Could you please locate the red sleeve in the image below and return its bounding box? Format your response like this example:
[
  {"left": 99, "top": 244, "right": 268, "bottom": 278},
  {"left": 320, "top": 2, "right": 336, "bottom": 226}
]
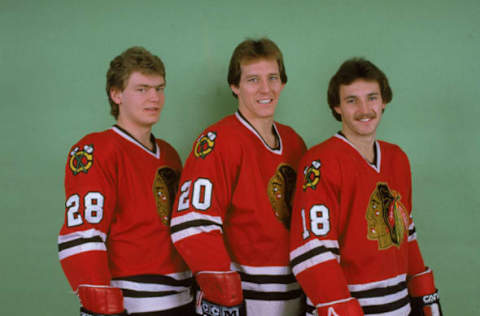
[
  {"left": 57, "top": 135, "right": 116, "bottom": 291},
  {"left": 170, "top": 128, "right": 238, "bottom": 273},
  {"left": 289, "top": 151, "right": 353, "bottom": 306},
  {"left": 402, "top": 153, "right": 427, "bottom": 277}
]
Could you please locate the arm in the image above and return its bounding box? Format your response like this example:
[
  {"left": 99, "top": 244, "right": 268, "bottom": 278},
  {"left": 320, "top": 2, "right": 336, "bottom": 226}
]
[
  {"left": 404, "top": 154, "right": 442, "bottom": 315},
  {"left": 170, "top": 129, "right": 245, "bottom": 314},
  {"left": 289, "top": 156, "right": 363, "bottom": 315},
  {"left": 58, "top": 138, "right": 125, "bottom": 315}
]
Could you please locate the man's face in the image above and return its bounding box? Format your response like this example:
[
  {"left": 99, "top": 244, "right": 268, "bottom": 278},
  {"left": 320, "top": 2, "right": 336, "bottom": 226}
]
[
  {"left": 111, "top": 71, "right": 166, "bottom": 129},
  {"left": 231, "top": 58, "right": 285, "bottom": 122},
  {"left": 335, "top": 79, "right": 385, "bottom": 141}
]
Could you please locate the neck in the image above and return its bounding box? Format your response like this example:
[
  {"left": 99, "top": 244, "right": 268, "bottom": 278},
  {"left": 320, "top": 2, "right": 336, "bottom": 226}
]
[
  {"left": 116, "top": 120, "right": 153, "bottom": 150},
  {"left": 243, "top": 114, "right": 277, "bottom": 148},
  {"left": 342, "top": 130, "right": 376, "bottom": 163}
]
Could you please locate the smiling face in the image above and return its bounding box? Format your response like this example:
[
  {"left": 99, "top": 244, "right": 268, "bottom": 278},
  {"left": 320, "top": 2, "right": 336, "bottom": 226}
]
[
  {"left": 110, "top": 71, "right": 166, "bottom": 131},
  {"left": 230, "top": 58, "right": 285, "bottom": 123},
  {"left": 335, "top": 79, "right": 386, "bottom": 143}
]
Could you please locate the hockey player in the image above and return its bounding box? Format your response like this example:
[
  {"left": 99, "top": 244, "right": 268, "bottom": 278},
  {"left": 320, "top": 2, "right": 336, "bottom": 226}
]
[
  {"left": 58, "top": 47, "right": 194, "bottom": 315},
  {"left": 289, "top": 58, "right": 442, "bottom": 316},
  {"left": 170, "top": 38, "right": 307, "bottom": 315}
]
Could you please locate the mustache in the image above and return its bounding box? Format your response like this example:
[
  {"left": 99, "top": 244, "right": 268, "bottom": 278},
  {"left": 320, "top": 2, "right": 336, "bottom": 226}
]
[{"left": 354, "top": 112, "right": 377, "bottom": 120}]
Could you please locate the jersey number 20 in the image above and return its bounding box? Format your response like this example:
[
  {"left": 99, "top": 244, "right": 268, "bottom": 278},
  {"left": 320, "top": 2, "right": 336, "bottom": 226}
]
[{"left": 177, "top": 178, "right": 213, "bottom": 211}]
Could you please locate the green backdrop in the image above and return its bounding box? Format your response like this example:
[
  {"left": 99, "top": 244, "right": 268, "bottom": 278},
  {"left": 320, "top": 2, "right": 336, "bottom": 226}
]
[{"left": 1, "top": 0, "right": 479, "bottom": 314}]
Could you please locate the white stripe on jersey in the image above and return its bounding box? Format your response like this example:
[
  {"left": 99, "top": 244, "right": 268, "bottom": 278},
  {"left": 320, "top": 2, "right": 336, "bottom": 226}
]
[
  {"left": 241, "top": 281, "right": 300, "bottom": 293},
  {"left": 230, "top": 262, "right": 300, "bottom": 293},
  {"left": 170, "top": 211, "right": 223, "bottom": 226},
  {"left": 348, "top": 274, "right": 406, "bottom": 292},
  {"left": 58, "top": 229, "right": 107, "bottom": 260},
  {"left": 58, "top": 228, "right": 107, "bottom": 243},
  {"left": 111, "top": 271, "right": 193, "bottom": 293},
  {"left": 171, "top": 225, "right": 222, "bottom": 243},
  {"left": 58, "top": 243, "right": 106, "bottom": 260},
  {"left": 170, "top": 212, "right": 223, "bottom": 243},
  {"left": 122, "top": 291, "right": 193, "bottom": 313},
  {"left": 230, "top": 262, "right": 292, "bottom": 275},
  {"left": 289, "top": 239, "right": 340, "bottom": 276},
  {"left": 408, "top": 217, "right": 417, "bottom": 242}
]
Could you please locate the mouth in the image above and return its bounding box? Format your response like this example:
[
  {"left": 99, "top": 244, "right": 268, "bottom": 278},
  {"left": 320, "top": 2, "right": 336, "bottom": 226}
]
[
  {"left": 257, "top": 98, "right": 273, "bottom": 105},
  {"left": 355, "top": 114, "right": 376, "bottom": 122}
]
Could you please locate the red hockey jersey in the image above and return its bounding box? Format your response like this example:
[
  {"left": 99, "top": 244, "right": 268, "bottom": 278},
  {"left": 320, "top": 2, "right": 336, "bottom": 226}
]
[
  {"left": 170, "top": 112, "right": 307, "bottom": 315},
  {"left": 289, "top": 134, "right": 428, "bottom": 316},
  {"left": 58, "top": 126, "right": 193, "bottom": 314}
]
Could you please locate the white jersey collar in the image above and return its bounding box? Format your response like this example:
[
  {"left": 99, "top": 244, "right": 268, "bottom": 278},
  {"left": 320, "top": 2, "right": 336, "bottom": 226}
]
[
  {"left": 235, "top": 111, "right": 283, "bottom": 155},
  {"left": 334, "top": 133, "right": 381, "bottom": 173},
  {"left": 112, "top": 125, "right": 160, "bottom": 159}
]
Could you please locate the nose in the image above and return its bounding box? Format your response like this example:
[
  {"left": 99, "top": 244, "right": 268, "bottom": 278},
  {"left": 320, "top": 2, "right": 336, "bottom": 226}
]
[
  {"left": 259, "top": 79, "right": 271, "bottom": 93},
  {"left": 357, "top": 98, "right": 369, "bottom": 113},
  {"left": 148, "top": 88, "right": 162, "bottom": 101}
]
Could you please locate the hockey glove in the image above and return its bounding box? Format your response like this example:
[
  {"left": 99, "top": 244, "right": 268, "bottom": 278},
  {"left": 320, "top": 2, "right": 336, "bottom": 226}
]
[
  {"left": 78, "top": 285, "right": 127, "bottom": 316},
  {"left": 314, "top": 298, "right": 363, "bottom": 316},
  {"left": 196, "top": 271, "right": 246, "bottom": 316},
  {"left": 408, "top": 268, "right": 442, "bottom": 316}
]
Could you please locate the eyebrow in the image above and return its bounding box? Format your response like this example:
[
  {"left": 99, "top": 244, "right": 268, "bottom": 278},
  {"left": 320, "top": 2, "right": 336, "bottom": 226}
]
[
  {"left": 343, "top": 92, "right": 380, "bottom": 99},
  {"left": 135, "top": 83, "right": 166, "bottom": 88}
]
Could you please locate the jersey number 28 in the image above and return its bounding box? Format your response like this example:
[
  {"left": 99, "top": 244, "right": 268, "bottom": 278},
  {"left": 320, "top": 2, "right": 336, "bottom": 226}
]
[{"left": 66, "top": 192, "right": 104, "bottom": 227}]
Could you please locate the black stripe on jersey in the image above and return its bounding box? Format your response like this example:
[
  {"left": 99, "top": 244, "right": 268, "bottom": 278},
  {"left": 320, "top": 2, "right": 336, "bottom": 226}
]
[
  {"left": 290, "top": 246, "right": 340, "bottom": 269},
  {"left": 237, "top": 272, "right": 302, "bottom": 301},
  {"left": 57, "top": 235, "right": 103, "bottom": 251},
  {"left": 350, "top": 281, "right": 407, "bottom": 299},
  {"left": 351, "top": 281, "right": 409, "bottom": 314},
  {"left": 361, "top": 295, "right": 410, "bottom": 314},
  {"left": 170, "top": 219, "right": 222, "bottom": 234},
  {"left": 409, "top": 226, "right": 416, "bottom": 236},
  {"left": 238, "top": 271, "right": 297, "bottom": 285},
  {"left": 306, "top": 304, "right": 315, "bottom": 314},
  {"left": 112, "top": 274, "right": 193, "bottom": 288},
  {"left": 122, "top": 289, "right": 179, "bottom": 298},
  {"left": 243, "top": 289, "right": 304, "bottom": 301}
]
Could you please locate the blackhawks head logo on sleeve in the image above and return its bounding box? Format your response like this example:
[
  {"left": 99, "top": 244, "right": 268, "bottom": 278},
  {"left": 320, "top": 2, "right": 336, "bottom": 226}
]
[
  {"left": 302, "top": 160, "right": 321, "bottom": 191},
  {"left": 366, "top": 182, "right": 409, "bottom": 250},
  {"left": 153, "top": 167, "right": 180, "bottom": 225},
  {"left": 267, "top": 164, "right": 297, "bottom": 229},
  {"left": 69, "top": 145, "right": 94, "bottom": 175},
  {"left": 194, "top": 131, "right": 216, "bottom": 159}
]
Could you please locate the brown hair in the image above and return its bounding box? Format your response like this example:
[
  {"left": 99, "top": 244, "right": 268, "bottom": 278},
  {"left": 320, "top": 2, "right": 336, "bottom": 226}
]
[
  {"left": 327, "top": 58, "right": 392, "bottom": 121},
  {"left": 106, "top": 47, "right": 165, "bottom": 119},
  {"left": 227, "top": 38, "right": 287, "bottom": 97}
]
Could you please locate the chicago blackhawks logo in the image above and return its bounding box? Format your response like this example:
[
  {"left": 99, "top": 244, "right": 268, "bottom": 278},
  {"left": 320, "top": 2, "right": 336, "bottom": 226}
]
[
  {"left": 366, "top": 182, "right": 409, "bottom": 250},
  {"left": 194, "top": 131, "right": 216, "bottom": 159},
  {"left": 267, "top": 164, "right": 297, "bottom": 229},
  {"left": 153, "top": 167, "right": 179, "bottom": 225},
  {"left": 69, "top": 145, "right": 94, "bottom": 175},
  {"left": 302, "top": 160, "right": 321, "bottom": 191}
]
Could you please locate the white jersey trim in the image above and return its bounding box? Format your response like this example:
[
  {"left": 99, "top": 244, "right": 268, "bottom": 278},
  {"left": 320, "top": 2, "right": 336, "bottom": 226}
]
[
  {"left": 235, "top": 111, "right": 283, "bottom": 155},
  {"left": 334, "top": 133, "right": 381, "bottom": 173},
  {"left": 122, "top": 291, "right": 193, "bottom": 313},
  {"left": 170, "top": 212, "right": 224, "bottom": 243},
  {"left": 58, "top": 229, "right": 107, "bottom": 260},
  {"left": 58, "top": 228, "right": 107, "bottom": 244},
  {"left": 230, "top": 262, "right": 292, "bottom": 276},
  {"left": 347, "top": 273, "right": 407, "bottom": 292},
  {"left": 290, "top": 239, "right": 340, "bottom": 276},
  {"left": 58, "top": 243, "right": 106, "bottom": 260},
  {"left": 112, "top": 126, "right": 160, "bottom": 159}
]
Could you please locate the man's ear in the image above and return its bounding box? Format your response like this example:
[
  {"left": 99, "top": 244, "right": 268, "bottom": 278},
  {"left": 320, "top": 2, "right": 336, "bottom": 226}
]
[
  {"left": 230, "top": 84, "right": 239, "bottom": 97},
  {"left": 110, "top": 88, "right": 122, "bottom": 105}
]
